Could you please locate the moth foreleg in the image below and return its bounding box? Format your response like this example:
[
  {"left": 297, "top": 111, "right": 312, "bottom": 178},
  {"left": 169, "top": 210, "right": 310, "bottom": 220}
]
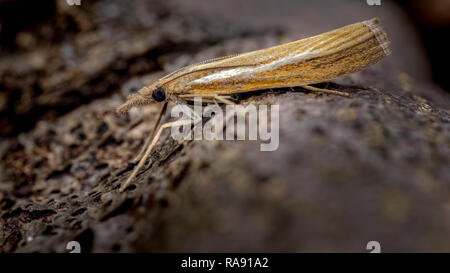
[
  {"left": 300, "top": 85, "right": 350, "bottom": 97},
  {"left": 134, "top": 102, "right": 168, "bottom": 163},
  {"left": 119, "top": 117, "right": 195, "bottom": 192}
]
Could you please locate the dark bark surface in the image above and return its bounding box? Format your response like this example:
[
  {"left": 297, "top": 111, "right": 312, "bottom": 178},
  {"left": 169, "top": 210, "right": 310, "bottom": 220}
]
[{"left": 1, "top": 0, "right": 450, "bottom": 252}]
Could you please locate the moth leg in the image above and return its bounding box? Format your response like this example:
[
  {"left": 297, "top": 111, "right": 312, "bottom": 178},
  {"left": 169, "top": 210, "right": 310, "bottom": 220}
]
[
  {"left": 184, "top": 104, "right": 203, "bottom": 121},
  {"left": 119, "top": 117, "right": 195, "bottom": 192},
  {"left": 211, "top": 94, "right": 235, "bottom": 105},
  {"left": 301, "top": 85, "right": 350, "bottom": 97},
  {"left": 133, "top": 102, "right": 168, "bottom": 163}
]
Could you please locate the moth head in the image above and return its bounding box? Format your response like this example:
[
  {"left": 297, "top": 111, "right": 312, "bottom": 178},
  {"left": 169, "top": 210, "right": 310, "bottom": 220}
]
[{"left": 116, "top": 84, "right": 167, "bottom": 114}]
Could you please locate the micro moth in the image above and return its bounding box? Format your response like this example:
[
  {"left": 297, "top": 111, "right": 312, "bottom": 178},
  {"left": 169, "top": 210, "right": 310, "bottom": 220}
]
[{"left": 117, "top": 18, "right": 391, "bottom": 192}]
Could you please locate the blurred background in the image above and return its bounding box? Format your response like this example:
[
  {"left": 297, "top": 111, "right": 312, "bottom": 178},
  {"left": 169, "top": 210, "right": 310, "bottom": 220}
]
[{"left": 0, "top": 0, "right": 449, "bottom": 137}]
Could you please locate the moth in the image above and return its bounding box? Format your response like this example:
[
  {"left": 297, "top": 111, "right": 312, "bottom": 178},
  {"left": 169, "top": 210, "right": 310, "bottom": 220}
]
[{"left": 117, "top": 18, "right": 391, "bottom": 192}]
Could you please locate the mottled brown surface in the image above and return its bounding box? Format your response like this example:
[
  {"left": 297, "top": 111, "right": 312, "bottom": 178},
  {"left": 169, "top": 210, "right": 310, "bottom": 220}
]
[{"left": 1, "top": 0, "right": 450, "bottom": 253}]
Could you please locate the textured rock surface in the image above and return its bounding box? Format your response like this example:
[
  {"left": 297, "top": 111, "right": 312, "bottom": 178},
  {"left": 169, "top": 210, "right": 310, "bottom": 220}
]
[{"left": 1, "top": 0, "right": 450, "bottom": 252}]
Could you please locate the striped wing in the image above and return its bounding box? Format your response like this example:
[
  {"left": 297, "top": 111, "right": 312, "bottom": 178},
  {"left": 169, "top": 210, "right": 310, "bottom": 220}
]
[{"left": 162, "top": 18, "right": 390, "bottom": 95}]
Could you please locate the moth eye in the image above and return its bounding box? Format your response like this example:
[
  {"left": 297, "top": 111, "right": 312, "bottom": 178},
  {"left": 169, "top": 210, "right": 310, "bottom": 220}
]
[{"left": 152, "top": 87, "right": 166, "bottom": 102}]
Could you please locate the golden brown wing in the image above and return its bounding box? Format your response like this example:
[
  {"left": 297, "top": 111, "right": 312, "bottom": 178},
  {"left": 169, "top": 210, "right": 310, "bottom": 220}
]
[{"left": 161, "top": 18, "right": 390, "bottom": 95}]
